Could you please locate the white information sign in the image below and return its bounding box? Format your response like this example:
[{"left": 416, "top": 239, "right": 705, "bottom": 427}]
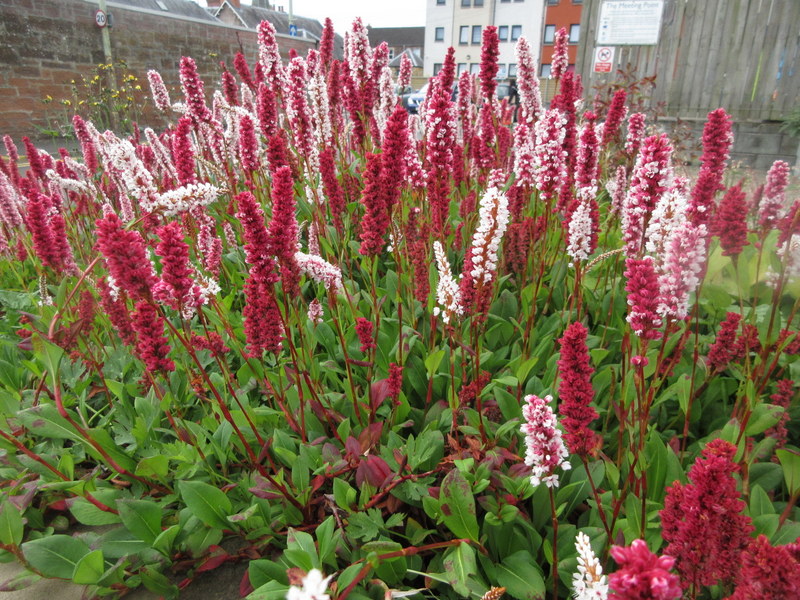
[{"left": 597, "top": 0, "right": 664, "bottom": 46}]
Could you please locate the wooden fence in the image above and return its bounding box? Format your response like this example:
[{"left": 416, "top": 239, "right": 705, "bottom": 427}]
[{"left": 576, "top": 0, "right": 800, "bottom": 121}]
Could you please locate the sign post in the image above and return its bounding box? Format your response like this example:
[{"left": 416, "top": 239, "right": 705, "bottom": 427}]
[{"left": 593, "top": 46, "right": 615, "bottom": 73}]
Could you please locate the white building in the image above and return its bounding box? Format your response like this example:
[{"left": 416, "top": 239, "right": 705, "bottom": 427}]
[{"left": 424, "top": 0, "right": 545, "bottom": 79}]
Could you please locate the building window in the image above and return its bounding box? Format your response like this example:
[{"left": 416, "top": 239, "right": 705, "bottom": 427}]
[
  {"left": 514, "top": 0, "right": 524, "bottom": 3},
  {"left": 497, "top": 64, "right": 508, "bottom": 78},
  {"left": 474, "top": 0, "right": 484, "bottom": 5},
  {"left": 470, "top": 63, "right": 480, "bottom": 74},
  {"left": 543, "top": 24, "right": 556, "bottom": 44},
  {"left": 437, "top": 0, "right": 445, "bottom": 4},
  {"left": 511, "top": 25, "right": 522, "bottom": 41},
  {"left": 540, "top": 63, "right": 551, "bottom": 77},
  {"left": 498, "top": 25, "right": 508, "bottom": 41},
  {"left": 461, "top": 0, "right": 471, "bottom": 6},
  {"left": 457, "top": 63, "right": 467, "bottom": 74},
  {"left": 508, "top": 63, "right": 517, "bottom": 77},
  {"left": 546, "top": 0, "right": 559, "bottom": 4},
  {"left": 572, "top": 0, "right": 583, "bottom": 4},
  {"left": 500, "top": 0, "right": 510, "bottom": 2},
  {"left": 388, "top": 48, "right": 395, "bottom": 60},
  {"left": 434, "top": 63, "right": 443, "bottom": 75},
  {"left": 569, "top": 24, "right": 580, "bottom": 43},
  {"left": 472, "top": 25, "right": 482, "bottom": 44},
  {"left": 460, "top": 25, "right": 469, "bottom": 44},
  {"left": 435, "top": 27, "right": 445, "bottom": 41}
]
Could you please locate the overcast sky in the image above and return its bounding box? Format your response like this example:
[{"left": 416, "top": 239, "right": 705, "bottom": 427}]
[{"left": 192, "top": 0, "right": 426, "bottom": 30}]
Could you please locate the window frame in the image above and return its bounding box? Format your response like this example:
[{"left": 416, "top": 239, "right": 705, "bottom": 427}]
[
  {"left": 474, "top": 0, "right": 484, "bottom": 6},
  {"left": 469, "top": 63, "right": 480, "bottom": 74},
  {"left": 459, "top": 25, "right": 469, "bottom": 44},
  {"left": 498, "top": 25, "right": 509, "bottom": 41},
  {"left": 433, "top": 63, "right": 443, "bottom": 75},
  {"left": 510, "top": 25, "right": 522, "bottom": 41},
  {"left": 540, "top": 63, "right": 551, "bottom": 78},
  {"left": 436, "top": 0, "right": 446, "bottom": 4},
  {"left": 471, "top": 25, "right": 482, "bottom": 44},
  {"left": 543, "top": 24, "right": 556, "bottom": 44},
  {"left": 569, "top": 23, "right": 580, "bottom": 43},
  {"left": 434, "top": 27, "right": 445, "bottom": 42},
  {"left": 461, "top": 0, "right": 471, "bottom": 6}
]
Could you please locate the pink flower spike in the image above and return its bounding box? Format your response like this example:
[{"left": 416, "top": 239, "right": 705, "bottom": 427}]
[
  {"left": 479, "top": 26, "right": 500, "bottom": 100},
  {"left": 608, "top": 540, "right": 681, "bottom": 600},
  {"left": 557, "top": 322, "right": 600, "bottom": 457},
  {"left": 625, "top": 112, "right": 646, "bottom": 157},
  {"left": 514, "top": 36, "right": 542, "bottom": 126},
  {"left": 131, "top": 300, "right": 175, "bottom": 374},
  {"left": 355, "top": 317, "right": 376, "bottom": 353},
  {"left": 688, "top": 108, "right": 733, "bottom": 226},
  {"left": 147, "top": 70, "right": 171, "bottom": 111},
  {"left": 624, "top": 257, "right": 663, "bottom": 341},
  {"left": 520, "top": 394, "right": 571, "bottom": 488},
  {"left": 660, "top": 438, "right": 754, "bottom": 590},
  {"left": 758, "top": 159, "right": 791, "bottom": 230},
  {"left": 551, "top": 27, "right": 570, "bottom": 80}
]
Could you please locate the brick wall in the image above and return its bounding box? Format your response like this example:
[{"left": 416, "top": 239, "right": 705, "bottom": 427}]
[{"left": 0, "top": 0, "right": 314, "bottom": 141}]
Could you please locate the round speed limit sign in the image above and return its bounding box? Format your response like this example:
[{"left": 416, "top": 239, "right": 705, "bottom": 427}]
[{"left": 95, "top": 9, "right": 108, "bottom": 28}]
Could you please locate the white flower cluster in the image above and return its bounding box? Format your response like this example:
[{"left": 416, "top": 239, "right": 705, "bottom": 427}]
[
  {"left": 45, "top": 169, "right": 91, "bottom": 196},
  {"left": 644, "top": 187, "right": 689, "bottom": 256},
  {"left": 520, "top": 394, "right": 571, "bottom": 488},
  {"left": 286, "top": 569, "right": 333, "bottom": 600},
  {"left": 776, "top": 234, "right": 800, "bottom": 281},
  {"left": 154, "top": 183, "right": 219, "bottom": 217},
  {"left": 567, "top": 199, "right": 594, "bottom": 263},
  {"left": 307, "top": 298, "right": 324, "bottom": 324},
  {"left": 433, "top": 241, "right": 463, "bottom": 324},
  {"left": 145, "top": 128, "right": 178, "bottom": 181},
  {"left": 514, "top": 36, "right": 543, "bottom": 126},
  {"left": 656, "top": 221, "right": 707, "bottom": 320},
  {"left": 532, "top": 109, "right": 568, "bottom": 200},
  {"left": 295, "top": 252, "right": 344, "bottom": 294},
  {"left": 468, "top": 187, "right": 510, "bottom": 286},
  {"left": 97, "top": 132, "right": 158, "bottom": 219},
  {"left": 572, "top": 532, "right": 609, "bottom": 600}
]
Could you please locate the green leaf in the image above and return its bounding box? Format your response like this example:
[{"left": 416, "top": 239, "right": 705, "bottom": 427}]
[
  {"left": 135, "top": 455, "right": 169, "bottom": 479},
  {"left": 249, "top": 559, "right": 290, "bottom": 589},
  {"left": 22, "top": 535, "right": 91, "bottom": 579},
  {"left": 71, "top": 549, "right": 104, "bottom": 585},
  {"left": 69, "top": 490, "right": 123, "bottom": 526},
  {"left": 442, "top": 542, "right": 477, "bottom": 597},
  {"left": 745, "top": 403, "right": 784, "bottom": 436},
  {"left": 439, "top": 469, "right": 479, "bottom": 542},
  {"left": 776, "top": 449, "right": 800, "bottom": 495},
  {"left": 178, "top": 480, "right": 232, "bottom": 530},
  {"left": 425, "top": 349, "right": 446, "bottom": 376},
  {"left": 0, "top": 500, "right": 24, "bottom": 546},
  {"left": 16, "top": 404, "right": 79, "bottom": 441},
  {"left": 117, "top": 499, "right": 162, "bottom": 544},
  {"left": 153, "top": 524, "right": 180, "bottom": 557},
  {"left": 495, "top": 550, "right": 546, "bottom": 600},
  {"left": 99, "top": 527, "right": 150, "bottom": 559},
  {"left": 141, "top": 565, "right": 179, "bottom": 599}
]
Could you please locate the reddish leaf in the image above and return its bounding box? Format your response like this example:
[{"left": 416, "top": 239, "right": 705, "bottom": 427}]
[
  {"left": 370, "top": 379, "right": 392, "bottom": 411},
  {"left": 239, "top": 571, "right": 254, "bottom": 597},
  {"left": 358, "top": 423, "right": 383, "bottom": 453},
  {"left": 196, "top": 546, "right": 230, "bottom": 573},
  {"left": 356, "top": 455, "right": 392, "bottom": 488}
]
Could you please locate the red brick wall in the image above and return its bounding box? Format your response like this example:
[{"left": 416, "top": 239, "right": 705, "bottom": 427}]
[{"left": 0, "top": 0, "right": 314, "bottom": 141}]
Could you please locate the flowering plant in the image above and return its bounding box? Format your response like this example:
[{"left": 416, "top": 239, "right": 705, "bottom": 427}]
[{"left": 0, "top": 19, "right": 798, "bottom": 600}]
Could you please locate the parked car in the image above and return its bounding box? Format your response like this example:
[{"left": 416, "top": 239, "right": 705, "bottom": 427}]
[
  {"left": 401, "top": 80, "right": 512, "bottom": 114},
  {"left": 401, "top": 83, "right": 430, "bottom": 114}
]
